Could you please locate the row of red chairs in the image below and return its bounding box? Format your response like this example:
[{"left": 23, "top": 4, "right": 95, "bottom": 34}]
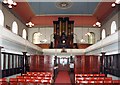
[
  {"left": 76, "top": 80, "right": 120, "bottom": 84},
  {"left": 75, "top": 77, "right": 112, "bottom": 81},
  {"left": 26, "top": 72, "right": 52, "bottom": 75},
  {"left": 75, "top": 74, "right": 105, "bottom": 77},
  {"left": 10, "top": 78, "right": 51, "bottom": 85},
  {"left": 16, "top": 76, "right": 52, "bottom": 80},
  {"left": 0, "top": 78, "right": 52, "bottom": 85}
]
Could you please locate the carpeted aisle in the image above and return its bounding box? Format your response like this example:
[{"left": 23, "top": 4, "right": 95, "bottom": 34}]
[{"left": 55, "top": 71, "right": 71, "bottom": 85}]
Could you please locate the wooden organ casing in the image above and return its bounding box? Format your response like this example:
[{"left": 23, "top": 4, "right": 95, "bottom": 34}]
[{"left": 53, "top": 17, "right": 74, "bottom": 48}]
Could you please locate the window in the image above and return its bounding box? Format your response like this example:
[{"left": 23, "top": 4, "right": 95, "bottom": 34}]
[
  {"left": 111, "top": 21, "right": 117, "bottom": 34},
  {"left": 88, "top": 32, "right": 95, "bottom": 44},
  {"left": 12, "top": 21, "right": 18, "bottom": 34},
  {"left": 22, "top": 29, "right": 27, "bottom": 39},
  {"left": 0, "top": 10, "right": 4, "bottom": 26},
  {"left": 102, "top": 29, "right": 106, "bottom": 39},
  {"left": 33, "top": 32, "right": 41, "bottom": 44}
]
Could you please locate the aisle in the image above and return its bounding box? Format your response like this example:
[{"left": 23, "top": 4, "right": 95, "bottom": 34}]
[{"left": 55, "top": 71, "right": 71, "bottom": 85}]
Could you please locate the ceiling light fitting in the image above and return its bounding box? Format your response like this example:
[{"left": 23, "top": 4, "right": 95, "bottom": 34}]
[
  {"left": 3, "top": 0, "right": 17, "bottom": 8},
  {"left": 112, "top": 0, "right": 120, "bottom": 7},
  {"left": 26, "top": 22, "right": 34, "bottom": 27},
  {"left": 93, "top": 21, "right": 101, "bottom": 27}
]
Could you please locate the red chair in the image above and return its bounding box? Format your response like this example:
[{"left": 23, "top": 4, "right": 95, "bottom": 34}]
[
  {"left": 112, "top": 80, "right": 120, "bottom": 84},
  {"left": 99, "top": 74, "right": 105, "bottom": 77},
  {"left": 90, "top": 77, "right": 97, "bottom": 81},
  {"left": 104, "top": 77, "right": 112, "bottom": 81},
  {"left": 24, "top": 76, "right": 31, "bottom": 79},
  {"left": 0, "top": 78, "right": 8, "bottom": 85},
  {"left": 94, "top": 74, "right": 100, "bottom": 77},
  {"left": 94, "top": 81, "right": 103, "bottom": 83},
  {"left": 76, "top": 80, "right": 88, "bottom": 84},
  {"left": 82, "top": 74, "right": 88, "bottom": 77},
  {"left": 9, "top": 78, "right": 18, "bottom": 85},
  {"left": 88, "top": 81, "right": 95, "bottom": 84},
  {"left": 16, "top": 76, "right": 23, "bottom": 79},
  {"left": 18, "top": 79, "right": 26, "bottom": 85},
  {"left": 41, "top": 79, "right": 51, "bottom": 84},
  {"left": 104, "top": 80, "right": 112, "bottom": 85},
  {"left": 88, "top": 74, "right": 94, "bottom": 77},
  {"left": 22, "top": 74, "right": 27, "bottom": 76},
  {"left": 97, "top": 77, "right": 104, "bottom": 81}
]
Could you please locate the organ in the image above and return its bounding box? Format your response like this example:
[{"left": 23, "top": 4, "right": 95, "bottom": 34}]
[{"left": 53, "top": 17, "right": 74, "bottom": 48}]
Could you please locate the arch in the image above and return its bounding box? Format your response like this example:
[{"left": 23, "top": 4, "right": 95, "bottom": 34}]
[
  {"left": 0, "top": 10, "right": 4, "bottom": 26},
  {"left": 102, "top": 29, "right": 106, "bottom": 39},
  {"left": 12, "top": 21, "right": 18, "bottom": 34},
  {"left": 88, "top": 32, "right": 95, "bottom": 44},
  {"left": 33, "top": 32, "right": 41, "bottom": 44},
  {"left": 22, "top": 29, "right": 27, "bottom": 39},
  {"left": 111, "top": 21, "right": 117, "bottom": 34}
]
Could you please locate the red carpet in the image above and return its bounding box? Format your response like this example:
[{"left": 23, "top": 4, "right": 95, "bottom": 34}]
[{"left": 55, "top": 71, "right": 71, "bottom": 85}]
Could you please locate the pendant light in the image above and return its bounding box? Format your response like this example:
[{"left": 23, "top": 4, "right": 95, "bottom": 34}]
[
  {"left": 80, "top": 27, "right": 85, "bottom": 43},
  {"left": 42, "top": 27, "right": 47, "bottom": 43},
  {"left": 38, "top": 28, "right": 42, "bottom": 36}
]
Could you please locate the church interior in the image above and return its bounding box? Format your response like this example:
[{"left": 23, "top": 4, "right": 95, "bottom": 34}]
[{"left": 0, "top": 0, "right": 120, "bottom": 84}]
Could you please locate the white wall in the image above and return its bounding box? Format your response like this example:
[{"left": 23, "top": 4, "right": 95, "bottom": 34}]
[
  {"left": 28, "top": 27, "right": 54, "bottom": 44},
  {"left": 0, "top": 3, "right": 28, "bottom": 37},
  {"left": 101, "top": 9, "right": 120, "bottom": 37},
  {"left": 28, "top": 27, "right": 100, "bottom": 44},
  {"left": 74, "top": 27, "right": 100, "bottom": 43}
]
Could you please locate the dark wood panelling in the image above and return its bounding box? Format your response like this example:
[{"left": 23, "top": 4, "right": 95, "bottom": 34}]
[
  {"left": 1, "top": 52, "right": 23, "bottom": 78},
  {"left": 103, "top": 54, "right": 120, "bottom": 77},
  {"left": 36, "top": 44, "right": 50, "bottom": 49},
  {"left": 75, "top": 55, "right": 100, "bottom": 74},
  {"left": 30, "top": 55, "right": 54, "bottom": 72},
  {"left": 77, "top": 44, "right": 92, "bottom": 49}
]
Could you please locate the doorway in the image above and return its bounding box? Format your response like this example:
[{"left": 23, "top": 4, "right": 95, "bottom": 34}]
[{"left": 58, "top": 58, "right": 70, "bottom": 71}]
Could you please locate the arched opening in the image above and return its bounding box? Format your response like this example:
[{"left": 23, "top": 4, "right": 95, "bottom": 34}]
[
  {"left": 22, "top": 29, "right": 27, "bottom": 39},
  {"left": 12, "top": 21, "right": 18, "bottom": 34},
  {"left": 111, "top": 21, "right": 117, "bottom": 34},
  {"left": 102, "top": 29, "right": 106, "bottom": 39},
  {"left": 0, "top": 10, "right": 4, "bottom": 26},
  {"left": 88, "top": 32, "right": 95, "bottom": 44}
]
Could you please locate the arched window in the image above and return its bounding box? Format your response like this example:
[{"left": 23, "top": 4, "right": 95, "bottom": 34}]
[
  {"left": 0, "top": 10, "right": 4, "bottom": 26},
  {"left": 33, "top": 32, "right": 41, "bottom": 44},
  {"left": 12, "top": 21, "right": 18, "bottom": 34},
  {"left": 102, "top": 29, "right": 106, "bottom": 39},
  {"left": 22, "top": 29, "right": 27, "bottom": 39},
  {"left": 111, "top": 21, "right": 117, "bottom": 34},
  {"left": 88, "top": 32, "right": 95, "bottom": 44}
]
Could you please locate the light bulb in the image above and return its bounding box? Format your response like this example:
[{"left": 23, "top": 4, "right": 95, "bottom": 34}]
[
  {"left": 26, "top": 23, "right": 28, "bottom": 25},
  {"left": 112, "top": 3, "right": 116, "bottom": 7},
  {"left": 80, "top": 39, "right": 85, "bottom": 43},
  {"left": 115, "top": 0, "right": 120, "bottom": 4},
  {"left": 98, "top": 24, "right": 101, "bottom": 27},
  {"left": 8, "top": 4, "right": 12, "bottom": 8},
  {"left": 87, "top": 32, "right": 91, "bottom": 36},
  {"left": 13, "top": 2, "right": 17, "bottom": 5},
  {"left": 96, "top": 22, "right": 101, "bottom": 25},
  {"left": 3, "top": 0, "right": 8, "bottom": 4},
  {"left": 8, "top": 0, "right": 14, "bottom": 5},
  {"left": 93, "top": 24, "right": 96, "bottom": 27}
]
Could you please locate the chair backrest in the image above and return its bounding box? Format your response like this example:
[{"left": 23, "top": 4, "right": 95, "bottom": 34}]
[
  {"left": 9, "top": 78, "right": 17, "bottom": 82},
  {"left": 94, "top": 81, "right": 103, "bottom": 83},
  {"left": 104, "top": 80, "right": 112, "bottom": 83},
  {"left": 112, "top": 80, "right": 120, "bottom": 83},
  {"left": 9, "top": 78, "right": 18, "bottom": 85},
  {"left": 0, "top": 78, "right": 8, "bottom": 85}
]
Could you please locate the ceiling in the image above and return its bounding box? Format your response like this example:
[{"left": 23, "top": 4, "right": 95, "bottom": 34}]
[
  {"left": 2, "top": 0, "right": 116, "bottom": 27},
  {"left": 28, "top": 2, "right": 99, "bottom": 15}
]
